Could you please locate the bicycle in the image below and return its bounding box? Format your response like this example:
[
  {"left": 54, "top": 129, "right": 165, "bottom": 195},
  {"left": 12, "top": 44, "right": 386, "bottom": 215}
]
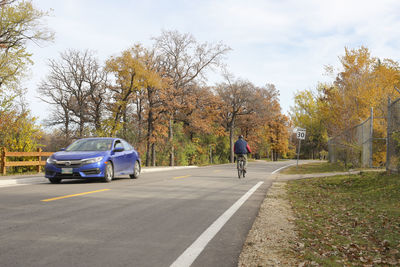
[{"left": 237, "top": 155, "right": 246, "bottom": 179}]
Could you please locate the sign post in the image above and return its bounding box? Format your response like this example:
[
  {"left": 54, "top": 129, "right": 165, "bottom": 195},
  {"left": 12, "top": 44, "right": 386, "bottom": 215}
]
[{"left": 296, "top": 128, "right": 306, "bottom": 169}]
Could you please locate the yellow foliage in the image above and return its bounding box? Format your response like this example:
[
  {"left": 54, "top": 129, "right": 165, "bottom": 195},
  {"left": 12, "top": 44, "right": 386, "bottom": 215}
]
[
  {"left": 0, "top": 110, "right": 43, "bottom": 152},
  {"left": 0, "top": 0, "right": 53, "bottom": 91},
  {"left": 105, "top": 44, "right": 164, "bottom": 136}
]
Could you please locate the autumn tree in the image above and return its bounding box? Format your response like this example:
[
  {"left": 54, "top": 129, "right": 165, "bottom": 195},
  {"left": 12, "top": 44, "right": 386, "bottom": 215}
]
[
  {"left": 0, "top": 0, "right": 53, "bottom": 94},
  {"left": 175, "top": 83, "right": 222, "bottom": 138},
  {"left": 105, "top": 46, "right": 150, "bottom": 137},
  {"left": 264, "top": 114, "right": 290, "bottom": 161},
  {"left": 322, "top": 47, "right": 400, "bottom": 135},
  {"left": 34, "top": 30, "right": 291, "bottom": 167},
  {"left": 0, "top": 0, "right": 51, "bottom": 156},
  {"left": 153, "top": 30, "right": 230, "bottom": 166},
  {"left": 126, "top": 45, "right": 168, "bottom": 166},
  {"left": 236, "top": 84, "right": 283, "bottom": 159},
  {"left": 290, "top": 85, "right": 328, "bottom": 158},
  {"left": 105, "top": 44, "right": 168, "bottom": 166},
  {"left": 216, "top": 75, "right": 276, "bottom": 162},
  {"left": 291, "top": 46, "right": 400, "bottom": 164},
  {"left": 0, "top": 94, "right": 42, "bottom": 152}
]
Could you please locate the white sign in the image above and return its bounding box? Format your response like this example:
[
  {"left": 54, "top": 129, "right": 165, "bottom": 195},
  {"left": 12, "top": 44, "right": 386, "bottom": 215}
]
[{"left": 297, "top": 130, "right": 306, "bottom": 140}]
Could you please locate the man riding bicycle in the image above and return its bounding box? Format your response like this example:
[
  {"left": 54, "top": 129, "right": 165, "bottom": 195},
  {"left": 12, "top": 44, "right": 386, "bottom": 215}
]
[{"left": 234, "top": 135, "right": 252, "bottom": 173}]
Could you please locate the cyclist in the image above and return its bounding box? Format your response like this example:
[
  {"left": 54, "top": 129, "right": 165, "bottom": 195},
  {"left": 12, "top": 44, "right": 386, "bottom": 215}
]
[{"left": 234, "top": 135, "right": 252, "bottom": 173}]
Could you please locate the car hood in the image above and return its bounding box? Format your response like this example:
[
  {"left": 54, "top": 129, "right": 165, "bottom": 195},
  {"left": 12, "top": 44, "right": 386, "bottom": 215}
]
[{"left": 52, "top": 151, "right": 109, "bottom": 160}]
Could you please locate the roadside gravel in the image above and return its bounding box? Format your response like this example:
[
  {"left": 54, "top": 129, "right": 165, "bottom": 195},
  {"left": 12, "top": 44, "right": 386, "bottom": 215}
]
[{"left": 238, "top": 181, "right": 299, "bottom": 267}]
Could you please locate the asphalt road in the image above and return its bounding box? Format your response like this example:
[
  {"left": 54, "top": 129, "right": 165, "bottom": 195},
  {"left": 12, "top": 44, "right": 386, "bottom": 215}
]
[{"left": 0, "top": 160, "right": 297, "bottom": 267}]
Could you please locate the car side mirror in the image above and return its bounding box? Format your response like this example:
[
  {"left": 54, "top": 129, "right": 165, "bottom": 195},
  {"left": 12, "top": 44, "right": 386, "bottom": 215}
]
[
  {"left": 60, "top": 148, "right": 66, "bottom": 151},
  {"left": 114, "top": 147, "right": 124, "bottom": 152}
]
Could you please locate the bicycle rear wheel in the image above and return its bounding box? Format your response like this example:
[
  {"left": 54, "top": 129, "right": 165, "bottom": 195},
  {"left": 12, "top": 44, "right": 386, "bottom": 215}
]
[{"left": 237, "top": 160, "right": 244, "bottom": 179}]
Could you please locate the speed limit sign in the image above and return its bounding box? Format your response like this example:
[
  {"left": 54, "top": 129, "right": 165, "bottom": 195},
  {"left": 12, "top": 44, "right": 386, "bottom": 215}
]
[
  {"left": 297, "top": 130, "right": 306, "bottom": 140},
  {"left": 296, "top": 128, "right": 306, "bottom": 168}
]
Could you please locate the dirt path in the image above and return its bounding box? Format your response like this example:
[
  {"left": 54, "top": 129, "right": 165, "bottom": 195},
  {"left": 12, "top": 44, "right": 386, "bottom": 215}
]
[{"left": 238, "top": 181, "right": 299, "bottom": 266}]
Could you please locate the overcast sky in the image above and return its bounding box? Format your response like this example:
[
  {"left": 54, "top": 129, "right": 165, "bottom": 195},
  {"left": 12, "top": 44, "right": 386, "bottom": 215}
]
[{"left": 25, "top": 0, "right": 400, "bottom": 122}]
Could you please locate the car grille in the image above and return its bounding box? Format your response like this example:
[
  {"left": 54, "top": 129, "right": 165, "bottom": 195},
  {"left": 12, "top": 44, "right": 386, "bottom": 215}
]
[{"left": 55, "top": 160, "right": 83, "bottom": 168}]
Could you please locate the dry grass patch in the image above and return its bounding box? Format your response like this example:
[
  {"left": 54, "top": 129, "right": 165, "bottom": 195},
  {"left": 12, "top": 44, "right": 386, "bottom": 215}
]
[{"left": 287, "top": 172, "right": 400, "bottom": 266}]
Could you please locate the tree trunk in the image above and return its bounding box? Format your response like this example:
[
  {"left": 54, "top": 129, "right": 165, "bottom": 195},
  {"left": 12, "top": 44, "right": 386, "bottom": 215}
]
[
  {"left": 229, "top": 119, "right": 235, "bottom": 163},
  {"left": 145, "top": 142, "right": 151, "bottom": 167},
  {"left": 122, "top": 109, "right": 127, "bottom": 139},
  {"left": 145, "top": 110, "right": 154, "bottom": 167},
  {"left": 169, "top": 118, "right": 174, "bottom": 166},
  {"left": 94, "top": 112, "right": 101, "bottom": 133},
  {"left": 137, "top": 97, "right": 143, "bottom": 145},
  {"left": 151, "top": 143, "right": 156, "bottom": 166},
  {"left": 79, "top": 117, "right": 84, "bottom": 138},
  {"left": 94, "top": 97, "right": 103, "bottom": 133},
  {"left": 63, "top": 105, "right": 70, "bottom": 145},
  {"left": 78, "top": 96, "right": 85, "bottom": 137}
]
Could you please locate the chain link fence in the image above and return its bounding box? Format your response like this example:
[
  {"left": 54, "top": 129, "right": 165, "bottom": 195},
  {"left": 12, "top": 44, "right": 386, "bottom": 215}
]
[
  {"left": 328, "top": 97, "right": 400, "bottom": 171},
  {"left": 386, "top": 97, "right": 400, "bottom": 173},
  {"left": 328, "top": 113, "right": 373, "bottom": 168}
]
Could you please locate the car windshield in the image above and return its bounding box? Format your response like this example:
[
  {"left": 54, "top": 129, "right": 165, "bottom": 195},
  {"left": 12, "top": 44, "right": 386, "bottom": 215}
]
[{"left": 65, "top": 139, "right": 113, "bottom": 151}]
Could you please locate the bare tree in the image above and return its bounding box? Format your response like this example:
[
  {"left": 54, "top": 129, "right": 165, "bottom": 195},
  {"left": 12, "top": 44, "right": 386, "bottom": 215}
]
[
  {"left": 43, "top": 105, "right": 72, "bottom": 146},
  {"left": 153, "top": 30, "right": 231, "bottom": 166},
  {"left": 0, "top": 1, "right": 14, "bottom": 7},
  {"left": 84, "top": 55, "right": 108, "bottom": 133},
  {"left": 38, "top": 49, "right": 107, "bottom": 138},
  {"left": 38, "top": 65, "right": 74, "bottom": 142}
]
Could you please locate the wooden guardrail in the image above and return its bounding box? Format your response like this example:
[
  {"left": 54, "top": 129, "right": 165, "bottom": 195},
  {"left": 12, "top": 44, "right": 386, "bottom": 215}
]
[{"left": 1, "top": 148, "right": 54, "bottom": 175}]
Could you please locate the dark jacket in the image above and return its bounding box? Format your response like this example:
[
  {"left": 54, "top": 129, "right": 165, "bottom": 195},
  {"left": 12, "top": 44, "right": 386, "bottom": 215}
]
[{"left": 234, "top": 139, "right": 252, "bottom": 154}]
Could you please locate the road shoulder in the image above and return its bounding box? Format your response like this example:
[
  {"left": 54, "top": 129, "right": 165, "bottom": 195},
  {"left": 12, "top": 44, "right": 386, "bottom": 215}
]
[{"left": 238, "top": 181, "right": 299, "bottom": 266}]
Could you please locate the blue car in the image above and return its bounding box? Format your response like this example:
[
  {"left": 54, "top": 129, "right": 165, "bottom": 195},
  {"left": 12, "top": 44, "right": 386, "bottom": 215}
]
[{"left": 45, "top": 138, "right": 141, "bottom": 183}]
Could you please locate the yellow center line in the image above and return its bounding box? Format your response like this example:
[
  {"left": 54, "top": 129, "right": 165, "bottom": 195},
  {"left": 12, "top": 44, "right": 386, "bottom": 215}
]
[
  {"left": 173, "top": 175, "right": 191, "bottom": 180},
  {"left": 213, "top": 170, "right": 222, "bottom": 173},
  {"left": 41, "top": 189, "right": 111, "bottom": 202}
]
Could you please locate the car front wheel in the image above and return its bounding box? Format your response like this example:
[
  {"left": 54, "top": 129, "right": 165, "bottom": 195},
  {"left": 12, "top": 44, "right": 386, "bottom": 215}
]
[
  {"left": 103, "top": 162, "right": 114, "bottom": 183},
  {"left": 129, "top": 161, "right": 140, "bottom": 179}
]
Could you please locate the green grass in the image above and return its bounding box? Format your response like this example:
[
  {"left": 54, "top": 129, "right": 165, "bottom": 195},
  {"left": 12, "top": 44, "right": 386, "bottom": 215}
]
[
  {"left": 281, "top": 162, "right": 351, "bottom": 174},
  {"left": 287, "top": 172, "right": 400, "bottom": 266}
]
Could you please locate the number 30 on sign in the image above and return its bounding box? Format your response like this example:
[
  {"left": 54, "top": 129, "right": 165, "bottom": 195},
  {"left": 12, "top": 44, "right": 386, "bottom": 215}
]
[{"left": 297, "top": 130, "right": 306, "bottom": 140}]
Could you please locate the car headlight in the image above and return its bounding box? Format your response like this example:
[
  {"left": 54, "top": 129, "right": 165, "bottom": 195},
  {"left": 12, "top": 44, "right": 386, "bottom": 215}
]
[
  {"left": 82, "top": 156, "right": 104, "bottom": 164},
  {"left": 46, "top": 157, "right": 56, "bottom": 164}
]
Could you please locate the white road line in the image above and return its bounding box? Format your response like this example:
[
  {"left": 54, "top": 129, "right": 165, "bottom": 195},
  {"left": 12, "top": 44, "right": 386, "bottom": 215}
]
[
  {"left": 170, "top": 181, "right": 264, "bottom": 267},
  {"left": 271, "top": 163, "right": 297, "bottom": 174},
  {"left": 0, "top": 184, "right": 25, "bottom": 188}
]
